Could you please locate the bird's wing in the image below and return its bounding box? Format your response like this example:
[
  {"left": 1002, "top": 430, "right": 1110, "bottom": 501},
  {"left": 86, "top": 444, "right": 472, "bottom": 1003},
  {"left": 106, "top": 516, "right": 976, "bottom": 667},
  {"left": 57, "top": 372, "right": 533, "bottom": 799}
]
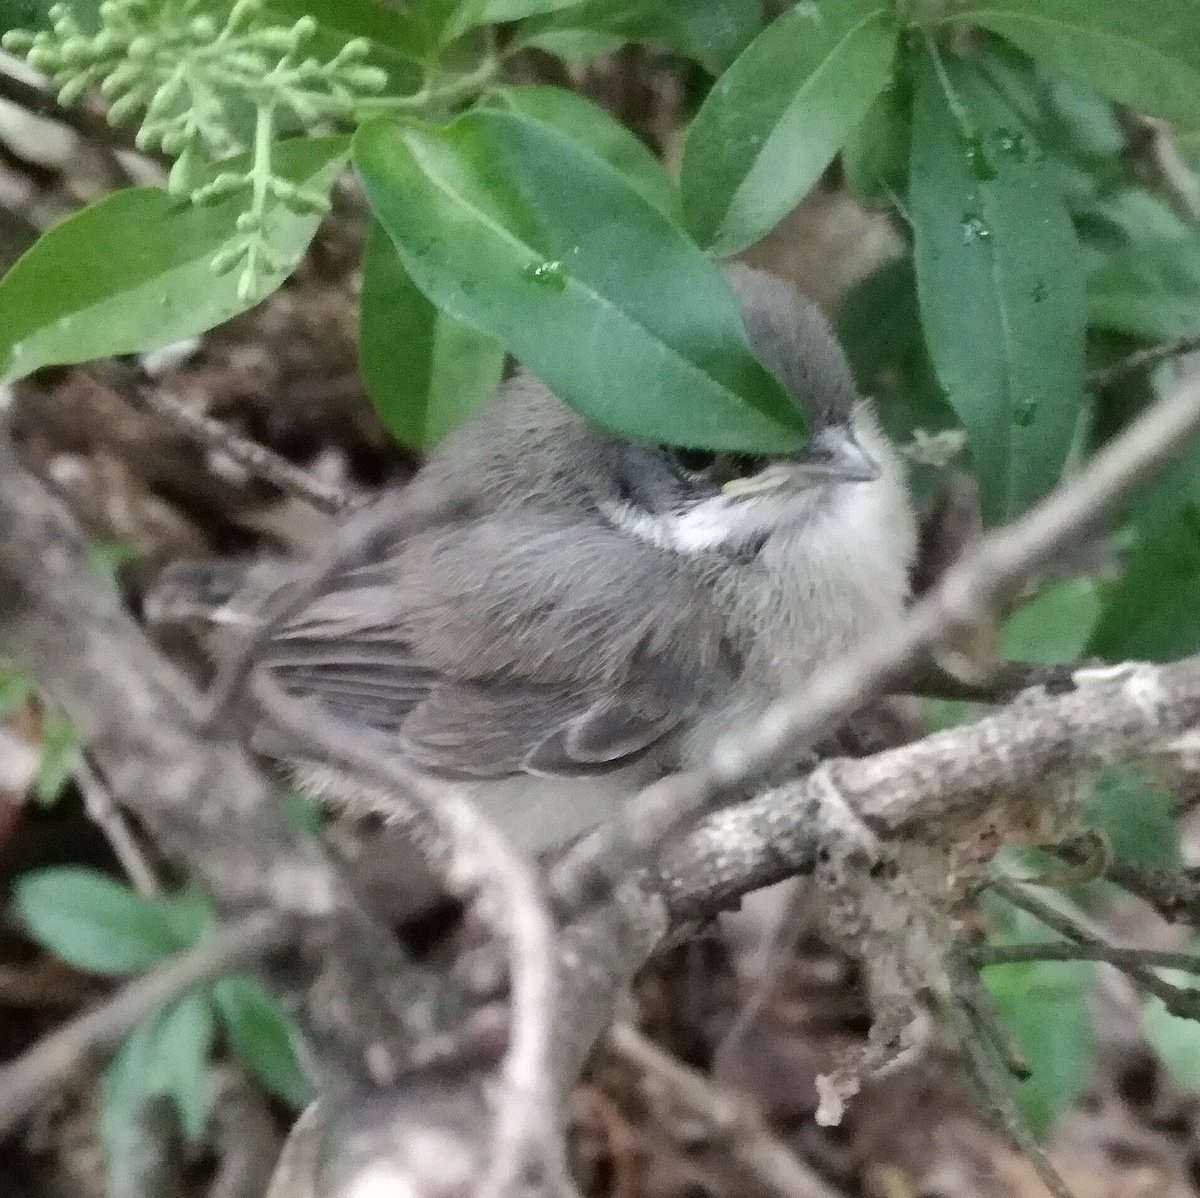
[{"left": 259, "top": 512, "right": 733, "bottom": 778}]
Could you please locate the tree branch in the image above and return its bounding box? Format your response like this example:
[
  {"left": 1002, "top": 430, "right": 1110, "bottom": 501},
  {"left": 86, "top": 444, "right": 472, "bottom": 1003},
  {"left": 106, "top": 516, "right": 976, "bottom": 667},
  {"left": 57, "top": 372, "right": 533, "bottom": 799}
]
[{"left": 550, "top": 369, "right": 1200, "bottom": 911}]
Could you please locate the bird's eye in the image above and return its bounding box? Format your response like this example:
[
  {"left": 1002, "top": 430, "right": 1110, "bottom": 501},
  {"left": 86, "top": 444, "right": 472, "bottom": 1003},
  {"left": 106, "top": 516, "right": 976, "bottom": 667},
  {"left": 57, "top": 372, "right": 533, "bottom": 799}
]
[
  {"left": 665, "top": 446, "right": 718, "bottom": 474},
  {"left": 727, "top": 453, "right": 768, "bottom": 479}
]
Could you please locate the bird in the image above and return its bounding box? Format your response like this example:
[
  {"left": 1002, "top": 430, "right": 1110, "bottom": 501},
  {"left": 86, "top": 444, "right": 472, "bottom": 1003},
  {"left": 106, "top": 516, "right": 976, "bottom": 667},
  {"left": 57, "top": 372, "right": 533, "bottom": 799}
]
[{"left": 148, "top": 265, "right": 917, "bottom": 854}]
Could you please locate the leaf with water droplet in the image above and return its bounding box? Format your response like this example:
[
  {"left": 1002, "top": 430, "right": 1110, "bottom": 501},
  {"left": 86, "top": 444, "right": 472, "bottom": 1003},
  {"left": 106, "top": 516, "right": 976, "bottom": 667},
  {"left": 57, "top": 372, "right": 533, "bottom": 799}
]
[
  {"left": 963, "top": 130, "right": 997, "bottom": 180},
  {"left": 960, "top": 212, "right": 993, "bottom": 243},
  {"left": 354, "top": 112, "right": 805, "bottom": 452},
  {"left": 911, "top": 45, "right": 1084, "bottom": 523},
  {"left": 522, "top": 260, "right": 566, "bottom": 290},
  {"left": 359, "top": 220, "right": 505, "bottom": 450}
]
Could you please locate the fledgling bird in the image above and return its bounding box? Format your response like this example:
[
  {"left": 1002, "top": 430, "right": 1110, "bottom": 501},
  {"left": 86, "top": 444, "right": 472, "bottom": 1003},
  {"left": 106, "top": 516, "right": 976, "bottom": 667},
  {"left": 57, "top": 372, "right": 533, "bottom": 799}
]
[{"left": 150, "top": 265, "right": 917, "bottom": 852}]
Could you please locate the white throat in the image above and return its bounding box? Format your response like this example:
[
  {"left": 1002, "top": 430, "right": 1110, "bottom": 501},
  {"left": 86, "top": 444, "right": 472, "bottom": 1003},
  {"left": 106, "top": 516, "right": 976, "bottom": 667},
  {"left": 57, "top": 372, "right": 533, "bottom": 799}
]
[{"left": 601, "top": 493, "right": 793, "bottom": 554}]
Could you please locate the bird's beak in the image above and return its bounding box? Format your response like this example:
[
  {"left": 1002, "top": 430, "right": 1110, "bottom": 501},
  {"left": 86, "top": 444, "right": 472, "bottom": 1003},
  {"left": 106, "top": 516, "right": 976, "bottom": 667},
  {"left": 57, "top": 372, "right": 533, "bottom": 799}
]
[
  {"left": 720, "top": 424, "right": 882, "bottom": 497},
  {"left": 799, "top": 424, "right": 880, "bottom": 483}
]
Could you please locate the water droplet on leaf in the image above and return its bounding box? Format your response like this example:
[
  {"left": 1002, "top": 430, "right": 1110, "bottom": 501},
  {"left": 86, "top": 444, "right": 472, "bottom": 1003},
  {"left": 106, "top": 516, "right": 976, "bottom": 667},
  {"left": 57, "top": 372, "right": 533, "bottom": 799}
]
[
  {"left": 1014, "top": 398, "right": 1038, "bottom": 426},
  {"left": 522, "top": 260, "right": 566, "bottom": 291},
  {"left": 994, "top": 127, "right": 1030, "bottom": 161},
  {"left": 962, "top": 131, "right": 997, "bottom": 181},
  {"left": 1031, "top": 281, "right": 1047, "bottom": 303},
  {"left": 961, "top": 212, "right": 992, "bottom": 243}
]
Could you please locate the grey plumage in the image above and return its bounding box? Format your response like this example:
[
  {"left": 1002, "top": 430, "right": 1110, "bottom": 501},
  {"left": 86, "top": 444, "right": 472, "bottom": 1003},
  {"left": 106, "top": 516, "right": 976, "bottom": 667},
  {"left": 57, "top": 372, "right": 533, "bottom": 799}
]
[{"left": 151, "top": 265, "right": 917, "bottom": 850}]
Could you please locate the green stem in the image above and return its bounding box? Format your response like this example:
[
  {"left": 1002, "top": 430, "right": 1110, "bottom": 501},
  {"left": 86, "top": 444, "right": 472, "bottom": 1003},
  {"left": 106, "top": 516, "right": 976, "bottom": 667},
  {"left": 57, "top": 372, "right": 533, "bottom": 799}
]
[{"left": 354, "top": 52, "right": 499, "bottom": 116}]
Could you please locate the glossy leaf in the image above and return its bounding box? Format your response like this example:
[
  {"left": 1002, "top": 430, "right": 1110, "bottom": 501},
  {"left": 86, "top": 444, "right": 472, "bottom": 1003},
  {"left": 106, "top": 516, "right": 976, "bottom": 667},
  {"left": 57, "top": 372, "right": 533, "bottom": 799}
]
[
  {"left": 910, "top": 47, "right": 1085, "bottom": 524},
  {"left": 360, "top": 220, "right": 506, "bottom": 448},
  {"left": 213, "top": 975, "right": 314, "bottom": 1108},
  {"left": 354, "top": 113, "right": 805, "bottom": 452},
  {"left": 485, "top": 85, "right": 678, "bottom": 218},
  {"left": 15, "top": 868, "right": 200, "bottom": 974},
  {"left": 681, "top": 0, "right": 897, "bottom": 256},
  {"left": 950, "top": 0, "right": 1200, "bottom": 126},
  {"left": 0, "top": 137, "right": 349, "bottom": 382}
]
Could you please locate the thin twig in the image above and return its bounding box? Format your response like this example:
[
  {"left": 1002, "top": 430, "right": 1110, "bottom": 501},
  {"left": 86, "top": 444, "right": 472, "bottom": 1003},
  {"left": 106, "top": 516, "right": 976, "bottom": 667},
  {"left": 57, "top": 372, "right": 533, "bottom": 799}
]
[
  {"left": 1086, "top": 333, "right": 1200, "bottom": 391},
  {"left": 608, "top": 1022, "right": 847, "bottom": 1198},
  {"left": 75, "top": 750, "right": 161, "bottom": 897},
  {"left": 945, "top": 996, "right": 1076, "bottom": 1198},
  {"left": 973, "top": 941, "right": 1200, "bottom": 974},
  {"left": 120, "top": 381, "right": 353, "bottom": 516},
  {"left": 551, "top": 370, "right": 1200, "bottom": 910},
  {"left": 0, "top": 910, "right": 283, "bottom": 1134},
  {"left": 253, "top": 675, "right": 563, "bottom": 1198},
  {"left": 991, "top": 879, "right": 1200, "bottom": 1020}
]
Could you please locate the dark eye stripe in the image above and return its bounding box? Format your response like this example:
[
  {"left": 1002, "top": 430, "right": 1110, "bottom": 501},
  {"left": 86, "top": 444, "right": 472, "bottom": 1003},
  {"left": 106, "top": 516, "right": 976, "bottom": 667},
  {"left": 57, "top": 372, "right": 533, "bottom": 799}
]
[{"left": 667, "top": 447, "right": 718, "bottom": 473}]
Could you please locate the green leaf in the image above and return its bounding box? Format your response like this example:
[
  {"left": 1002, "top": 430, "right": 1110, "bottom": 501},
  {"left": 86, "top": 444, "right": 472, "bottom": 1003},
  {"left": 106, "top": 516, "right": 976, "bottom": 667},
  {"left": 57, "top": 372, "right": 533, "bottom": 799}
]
[
  {"left": 14, "top": 869, "right": 203, "bottom": 974},
  {"left": 1145, "top": 990, "right": 1200, "bottom": 1092},
  {"left": 212, "top": 975, "right": 314, "bottom": 1108},
  {"left": 1089, "top": 445, "right": 1200, "bottom": 662},
  {"left": 360, "top": 220, "right": 506, "bottom": 448},
  {"left": 32, "top": 714, "right": 78, "bottom": 807},
  {"left": 999, "top": 578, "right": 1100, "bottom": 663},
  {"left": 354, "top": 112, "right": 805, "bottom": 452},
  {"left": 680, "top": 0, "right": 897, "bottom": 255},
  {"left": 949, "top": 0, "right": 1200, "bottom": 126},
  {"left": 1086, "top": 767, "right": 1180, "bottom": 870},
  {"left": 485, "top": 85, "right": 679, "bottom": 218},
  {"left": 1082, "top": 188, "right": 1200, "bottom": 342},
  {"left": 0, "top": 137, "right": 349, "bottom": 381},
  {"left": 514, "top": 25, "right": 623, "bottom": 60},
  {"left": 513, "top": 0, "right": 760, "bottom": 74},
  {"left": 101, "top": 993, "right": 215, "bottom": 1185},
  {"left": 910, "top": 46, "right": 1085, "bottom": 524},
  {"left": 841, "top": 59, "right": 913, "bottom": 206},
  {"left": 0, "top": 665, "right": 32, "bottom": 716},
  {"left": 983, "top": 956, "right": 1096, "bottom": 1137},
  {"left": 836, "top": 256, "right": 956, "bottom": 444},
  {"left": 464, "top": 0, "right": 583, "bottom": 23}
]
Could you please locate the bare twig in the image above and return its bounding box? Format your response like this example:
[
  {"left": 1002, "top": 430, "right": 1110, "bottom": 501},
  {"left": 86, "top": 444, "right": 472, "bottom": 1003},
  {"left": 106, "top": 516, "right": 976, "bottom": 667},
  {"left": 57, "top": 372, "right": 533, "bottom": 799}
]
[
  {"left": 0, "top": 429, "right": 447, "bottom": 1080},
  {"left": 550, "top": 370, "right": 1200, "bottom": 911},
  {"left": 117, "top": 378, "right": 353, "bottom": 516},
  {"left": 973, "top": 941, "right": 1200, "bottom": 974},
  {"left": 0, "top": 911, "right": 281, "bottom": 1134},
  {"left": 254, "top": 675, "right": 563, "bottom": 1198},
  {"left": 608, "top": 1022, "right": 847, "bottom": 1198},
  {"left": 1086, "top": 333, "right": 1200, "bottom": 391},
  {"left": 991, "top": 879, "right": 1200, "bottom": 1020},
  {"left": 946, "top": 997, "right": 1075, "bottom": 1198},
  {"left": 75, "top": 750, "right": 162, "bottom": 897},
  {"left": 1118, "top": 108, "right": 1200, "bottom": 224}
]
